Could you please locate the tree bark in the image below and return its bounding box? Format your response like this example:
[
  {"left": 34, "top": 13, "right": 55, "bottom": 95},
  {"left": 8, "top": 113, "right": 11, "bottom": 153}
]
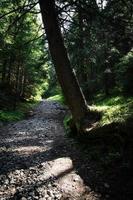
[
  {"left": 1, "top": 60, "right": 7, "bottom": 84},
  {"left": 13, "top": 61, "right": 20, "bottom": 110},
  {"left": 39, "top": 0, "right": 89, "bottom": 129}
]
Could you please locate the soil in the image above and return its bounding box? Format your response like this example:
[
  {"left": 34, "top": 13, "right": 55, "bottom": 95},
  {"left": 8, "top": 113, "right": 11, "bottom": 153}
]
[{"left": 0, "top": 100, "right": 133, "bottom": 200}]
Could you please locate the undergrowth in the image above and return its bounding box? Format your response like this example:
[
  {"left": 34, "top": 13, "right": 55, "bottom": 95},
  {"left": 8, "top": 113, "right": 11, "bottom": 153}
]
[
  {"left": 91, "top": 94, "right": 133, "bottom": 125},
  {"left": 47, "top": 94, "right": 65, "bottom": 105},
  {"left": 0, "top": 100, "right": 39, "bottom": 122}
]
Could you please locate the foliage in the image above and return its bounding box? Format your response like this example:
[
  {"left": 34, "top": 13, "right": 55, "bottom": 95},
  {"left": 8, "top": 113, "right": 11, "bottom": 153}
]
[
  {"left": 63, "top": 114, "right": 72, "bottom": 135},
  {"left": 64, "top": 0, "right": 133, "bottom": 97},
  {"left": 47, "top": 94, "right": 65, "bottom": 105},
  {"left": 0, "top": 100, "right": 39, "bottom": 122},
  {"left": 0, "top": 110, "right": 24, "bottom": 122},
  {"left": 0, "top": 0, "right": 52, "bottom": 109},
  {"left": 115, "top": 50, "right": 133, "bottom": 94}
]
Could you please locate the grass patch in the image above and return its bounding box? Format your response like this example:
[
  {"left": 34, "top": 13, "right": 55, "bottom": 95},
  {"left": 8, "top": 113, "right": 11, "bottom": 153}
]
[
  {"left": 45, "top": 84, "right": 66, "bottom": 105},
  {"left": 47, "top": 94, "right": 65, "bottom": 105},
  {"left": 91, "top": 94, "right": 133, "bottom": 125},
  {"left": 0, "top": 110, "right": 24, "bottom": 122},
  {"left": 0, "top": 100, "right": 39, "bottom": 123}
]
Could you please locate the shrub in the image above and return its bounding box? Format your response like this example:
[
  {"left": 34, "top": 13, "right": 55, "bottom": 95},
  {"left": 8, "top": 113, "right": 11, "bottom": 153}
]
[{"left": 115, "top": 50, "right": 133, "bottom": 94}]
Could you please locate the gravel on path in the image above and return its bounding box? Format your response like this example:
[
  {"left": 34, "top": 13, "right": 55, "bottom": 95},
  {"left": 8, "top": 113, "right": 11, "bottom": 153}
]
[{"left": 0, "top": 100, "right": 101, "bottom": 200}]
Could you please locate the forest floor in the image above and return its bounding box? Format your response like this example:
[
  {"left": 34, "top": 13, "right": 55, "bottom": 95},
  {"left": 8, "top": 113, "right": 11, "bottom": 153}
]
[{"left": 0, "top": 100, "right": 132, "bottom": 200}]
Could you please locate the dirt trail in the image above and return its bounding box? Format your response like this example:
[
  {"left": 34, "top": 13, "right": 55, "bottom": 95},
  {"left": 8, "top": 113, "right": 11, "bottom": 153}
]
[{"left": 0, "top": 100, "right": 101, "bottom": 200}]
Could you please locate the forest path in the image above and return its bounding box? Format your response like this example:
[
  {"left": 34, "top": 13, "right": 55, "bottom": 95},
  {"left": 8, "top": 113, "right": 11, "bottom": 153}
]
[{"left": 0, "top": 100, "right": 102, "bottom": 200}]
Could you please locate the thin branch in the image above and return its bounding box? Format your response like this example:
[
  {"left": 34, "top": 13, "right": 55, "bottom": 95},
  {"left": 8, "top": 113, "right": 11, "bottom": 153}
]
[
  {"left": 5, "top": 3, "right": 38, "bottom": 34},
  {"left": 23, "top": 34, "right": 45, "bottom": 46},
  {"left": 0, "top": 1, "right": 38, "bottom": 20},
  {"left": 23, "top": 25, "right": 44, "bottom": 46}
]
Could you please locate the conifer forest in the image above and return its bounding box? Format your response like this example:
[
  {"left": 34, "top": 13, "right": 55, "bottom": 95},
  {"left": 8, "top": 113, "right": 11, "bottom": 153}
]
[{"left": 0, "top": 1, "right": 133, "bottom": 200}]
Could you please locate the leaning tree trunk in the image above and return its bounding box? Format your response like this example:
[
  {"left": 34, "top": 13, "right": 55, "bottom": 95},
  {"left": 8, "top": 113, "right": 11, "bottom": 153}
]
[{"left": 39, "top": 0, "right": 90, "bottom": 130}]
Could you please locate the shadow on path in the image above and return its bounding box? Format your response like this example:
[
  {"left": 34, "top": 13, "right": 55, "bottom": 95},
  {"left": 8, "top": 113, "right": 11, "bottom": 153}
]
[{"left": 0, "top": 100, "right": 133, "bottom": 200}]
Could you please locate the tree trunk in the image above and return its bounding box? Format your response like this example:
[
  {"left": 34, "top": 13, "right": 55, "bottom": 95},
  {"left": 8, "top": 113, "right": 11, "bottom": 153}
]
[
  {"left": 7, "top": 54, "right": 13, "bottom": 85},
  {"left": 1, "top": 60, "right": 7, "bottom": 84},
  {"left": 13, "top": 62, "right": 20, "bottom": 110},
  {"left": 39, "top": 0, "right": 90, "bottom": 129}
]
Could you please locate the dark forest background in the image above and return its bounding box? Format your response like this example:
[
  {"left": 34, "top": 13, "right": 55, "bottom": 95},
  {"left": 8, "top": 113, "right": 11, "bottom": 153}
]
[{"left": 0, "top": 0, "right": 133, "bottom": 120}]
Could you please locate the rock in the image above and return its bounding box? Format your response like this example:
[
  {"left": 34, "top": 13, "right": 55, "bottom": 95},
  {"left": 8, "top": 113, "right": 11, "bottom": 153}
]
[
  {"left": 20, "top": 171, "right": 24, "bottom": 176},
  {"left": 73, "top": 177, "right": 79, "bottom": 182},
  {"left": 27, "top": 197, "right": 32, "bottom": 200},
  {"left": 21, "top": 197, "right": 27, "bottom": 200},
  {"left": 98, "top": 193, "right": 102, "bottom": 197},
  {"left": 34, "top": 196, "right": 39, "bottom": 200},
  {"left": 85, "top": 186, "right": 91, "bottom": 192},
  {"left": 47, "top": 190, "right": 51, "bottom": 196},
  {"left": 105, "top": 194, "right": 110, "bottom": 198},
  {"left": 104, "top": 183, "right": 110, "bottom": 188},
  {"left": 4, "top": 179, "right": 9, "bottom": 185},
  {"left": 29, "top": 191, "right": 35, "bottom": 196},
  {"left": 0, "top": 121, "right": 3, "bottom": 127}
]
